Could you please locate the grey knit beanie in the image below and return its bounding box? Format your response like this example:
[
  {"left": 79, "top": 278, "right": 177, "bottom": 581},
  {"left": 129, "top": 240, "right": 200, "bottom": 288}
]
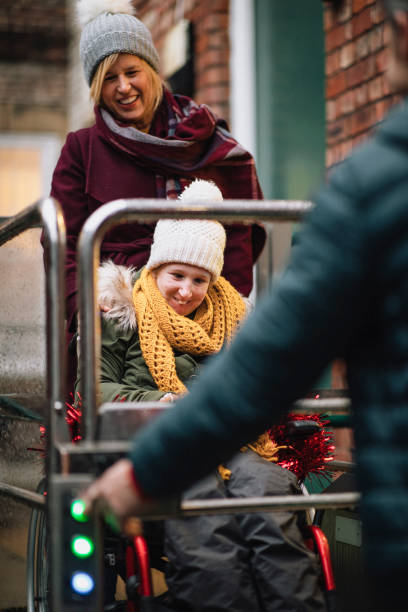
[
  {"left": 146, "top": 180, "right": 226, "bottom": 282},
  {"left": 77, "top": 0, "right": 160, "bottom": 85}
]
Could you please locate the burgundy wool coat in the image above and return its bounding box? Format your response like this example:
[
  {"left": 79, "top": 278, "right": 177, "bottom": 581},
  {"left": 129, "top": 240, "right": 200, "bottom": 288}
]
[{"left": 49, "top": 93, "right": 266, "bottom": 333}]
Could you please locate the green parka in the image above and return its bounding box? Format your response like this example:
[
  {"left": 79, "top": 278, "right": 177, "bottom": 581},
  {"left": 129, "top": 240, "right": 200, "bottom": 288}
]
[
  {"left": 98, "top": 316, "right": 202, "bottom": 404},
  {"left": 75, "top": 265, "right": 203, "bottom": 404}
]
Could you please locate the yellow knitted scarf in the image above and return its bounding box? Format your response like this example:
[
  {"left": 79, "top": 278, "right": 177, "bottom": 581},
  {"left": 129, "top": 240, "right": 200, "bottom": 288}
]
[
  {"left": 133, "top": 268, "right": 280, "bottom": 471},
  {"left": 132, "top": 268, "right": 246, "bottom": 394}
]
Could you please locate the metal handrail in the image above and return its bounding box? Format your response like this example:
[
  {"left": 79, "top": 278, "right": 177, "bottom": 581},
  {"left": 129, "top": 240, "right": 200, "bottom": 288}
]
[
  {"left": 180, "top": 491, "right": 359, "bottom": 517},
  {"left": 10, "top": 472, "right": 356, "bottom": 516},
  {"left": 0, "top": 481, "right": 45, "bottom": 510},
  {"left": 0, "top": 197, "right": 68, "bottom": 474},
  {"left": 293, "top": 397, "right": 351, "bottom": 413},
  {"left": 78, "top": 198, "right": 314, "bottom": 441},
  {"left": 330, "top": 460, "right": 355, "bottom": 472}
]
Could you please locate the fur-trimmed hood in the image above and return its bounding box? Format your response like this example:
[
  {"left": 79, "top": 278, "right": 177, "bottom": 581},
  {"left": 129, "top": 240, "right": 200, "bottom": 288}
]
[
  {"left": 97, "top": 260, "right": 253, "bottom": 331},
  {"left": 98, "top": 260, "right": 138, "bottom": 331}
]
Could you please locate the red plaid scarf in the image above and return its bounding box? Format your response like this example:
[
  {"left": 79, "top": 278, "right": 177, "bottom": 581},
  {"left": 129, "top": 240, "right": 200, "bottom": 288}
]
[{"left": 97, "top": 87, "right": 263, "bottom": 201}]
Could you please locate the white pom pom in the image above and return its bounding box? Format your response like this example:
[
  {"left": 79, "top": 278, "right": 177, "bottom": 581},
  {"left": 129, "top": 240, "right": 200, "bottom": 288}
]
[
  {"left": 179, "top": 179, "right": 224, "bottom": 202},
  {"left": 76, "top": 0, "right": 136, "bottom": 28}
]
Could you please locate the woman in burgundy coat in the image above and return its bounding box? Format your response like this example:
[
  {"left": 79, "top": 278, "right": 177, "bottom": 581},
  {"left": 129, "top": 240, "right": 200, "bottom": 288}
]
[{"left": 49, "top": 0, "right": 266, "bottom": 396}]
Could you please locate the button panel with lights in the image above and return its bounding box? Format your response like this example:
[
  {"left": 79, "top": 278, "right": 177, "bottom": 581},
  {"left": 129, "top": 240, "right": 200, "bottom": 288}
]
[{"left": 49, "top": 474, "right": 103, "bottom": 611}]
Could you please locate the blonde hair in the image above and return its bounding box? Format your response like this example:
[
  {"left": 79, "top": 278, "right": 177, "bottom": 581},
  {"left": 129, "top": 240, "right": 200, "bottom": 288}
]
[{"left": 90, "top": 53, "right": 163, "bottom": 123}]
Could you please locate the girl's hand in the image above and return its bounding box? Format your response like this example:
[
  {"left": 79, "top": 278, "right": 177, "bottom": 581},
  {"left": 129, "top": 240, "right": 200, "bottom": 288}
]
[{"left": 160, "top": 392, "right": 177, "bottom": 402}]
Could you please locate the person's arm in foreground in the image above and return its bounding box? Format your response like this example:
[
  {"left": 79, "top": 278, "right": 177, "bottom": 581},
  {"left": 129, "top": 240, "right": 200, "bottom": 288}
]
[{"left": 83, "top": 158, "right": 371, "bottom": 523}]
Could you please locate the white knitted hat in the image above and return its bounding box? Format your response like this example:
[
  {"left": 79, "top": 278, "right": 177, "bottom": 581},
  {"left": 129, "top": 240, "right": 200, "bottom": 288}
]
[
  {"left": 77, "top": 0, "right": 160, "bottom": 85},
  {"left": 146, "top": 180, "right": 226, "bottom": 282}
]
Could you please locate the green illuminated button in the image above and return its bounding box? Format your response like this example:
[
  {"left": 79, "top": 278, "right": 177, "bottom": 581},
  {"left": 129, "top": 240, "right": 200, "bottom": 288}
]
[
  {"left": 70, "top": 499, "right": 88, "bottom": 523},
  {"left": 71, "top": 535, "right": 94, "bottom": 558}
]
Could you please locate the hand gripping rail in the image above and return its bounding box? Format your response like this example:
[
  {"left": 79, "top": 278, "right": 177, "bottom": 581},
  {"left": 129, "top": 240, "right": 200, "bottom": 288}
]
[
  {"left": 0, "top": 197, "right": 67, "bottom": 479},
  {"left": 77, "top": 197, "right": 360, "bottom": 518}
]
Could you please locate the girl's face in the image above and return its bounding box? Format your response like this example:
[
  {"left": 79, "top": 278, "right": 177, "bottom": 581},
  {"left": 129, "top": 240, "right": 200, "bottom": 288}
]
[
  {"left": 154, "top": 263, "right": 211, "bottom": 316},
  {"left": 101, "top": 54, "right": 153, "bottom": 130}
]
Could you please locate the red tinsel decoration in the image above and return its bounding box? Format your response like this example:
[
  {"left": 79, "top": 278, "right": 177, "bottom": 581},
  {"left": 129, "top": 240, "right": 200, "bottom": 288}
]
[
  {"left": 65, "top": 392, "right": 83, "bottom": 443},
  {"left": 269, "top": 413, "right": 334, "bottom": 483},
  {"left": 27, "top": 392, "right": 84, "bottom": 454},
  {"left": 65, "top": 392, "right": 126, "bottom": 444}
]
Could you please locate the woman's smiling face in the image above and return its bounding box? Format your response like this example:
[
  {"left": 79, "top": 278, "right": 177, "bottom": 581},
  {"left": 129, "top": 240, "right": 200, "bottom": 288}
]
[
  {"left": 101, "top": 54, "right": 152, "bottom": 130},
  {"left": 154, "top": 263, "right": 211, "bottom": 316}
]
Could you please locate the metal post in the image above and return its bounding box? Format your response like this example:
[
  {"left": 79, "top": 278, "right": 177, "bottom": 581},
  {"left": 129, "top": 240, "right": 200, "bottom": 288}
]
[
  {"left": 38, "top": 197, "right": 68, "bottom": 472},
  {"left": 0, "top": 197, "right": 67, "bottom": 473},
  {"left": 78, "top": 198, "right": 313, "bottom": 442},
  {"left": 1, "top": 198, "right": 67, "bottom": 612}
]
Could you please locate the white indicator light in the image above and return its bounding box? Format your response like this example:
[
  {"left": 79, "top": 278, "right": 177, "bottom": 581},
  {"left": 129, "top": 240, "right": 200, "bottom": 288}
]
[
  {"left": 72, "top": 535, "right": 94, "bottom": 558},
  {"left": 71, "top": 571, "right": 95, "bottom": 595}
]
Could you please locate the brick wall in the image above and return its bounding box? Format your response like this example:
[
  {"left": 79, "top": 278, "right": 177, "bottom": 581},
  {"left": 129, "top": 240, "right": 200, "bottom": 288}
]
[
  {"left": 134, "top": 0, "right": 231, "bottom": 124},
  {"left": 0, "top": 0, "right": 68, "bottom": 135},
  {"left": 323, "top": 0, "right": 403, "bottom": 399},
  {"left": 136, "top": 0, "right": 400, "bottom": 170},
  {"left": 324, "top": 0, "right": 400, "bottom": 169},
  {"left": 1, "top": 1, "right": 401, "bottom": 161}
]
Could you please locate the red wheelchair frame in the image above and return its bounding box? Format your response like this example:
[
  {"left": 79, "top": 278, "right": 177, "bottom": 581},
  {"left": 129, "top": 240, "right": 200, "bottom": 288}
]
[{"left": 124, "top": 523, "right": 336, "bottom": 612}]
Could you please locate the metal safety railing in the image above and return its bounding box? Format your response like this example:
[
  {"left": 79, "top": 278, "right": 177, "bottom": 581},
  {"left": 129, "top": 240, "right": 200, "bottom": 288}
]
[
  {"left": 76, "top": 197, "right": 359, "bottom": 519},
  {"left": 0, "top": 197, "right": 357, "bottom": 512},
  {"left": 78, "top": 198, "right": 313, "bottom": 439},
  {"left": 0, "top": 197, "right": 68, "bottom": 479},
  {"left": 0, "top": 197, "right": 359, "bottom": 612}
]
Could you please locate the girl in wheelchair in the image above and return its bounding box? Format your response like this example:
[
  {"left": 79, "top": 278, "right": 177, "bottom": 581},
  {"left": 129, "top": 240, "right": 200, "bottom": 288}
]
[{"left": 76, "top": 180, "right": 327, "bottom": 611}]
